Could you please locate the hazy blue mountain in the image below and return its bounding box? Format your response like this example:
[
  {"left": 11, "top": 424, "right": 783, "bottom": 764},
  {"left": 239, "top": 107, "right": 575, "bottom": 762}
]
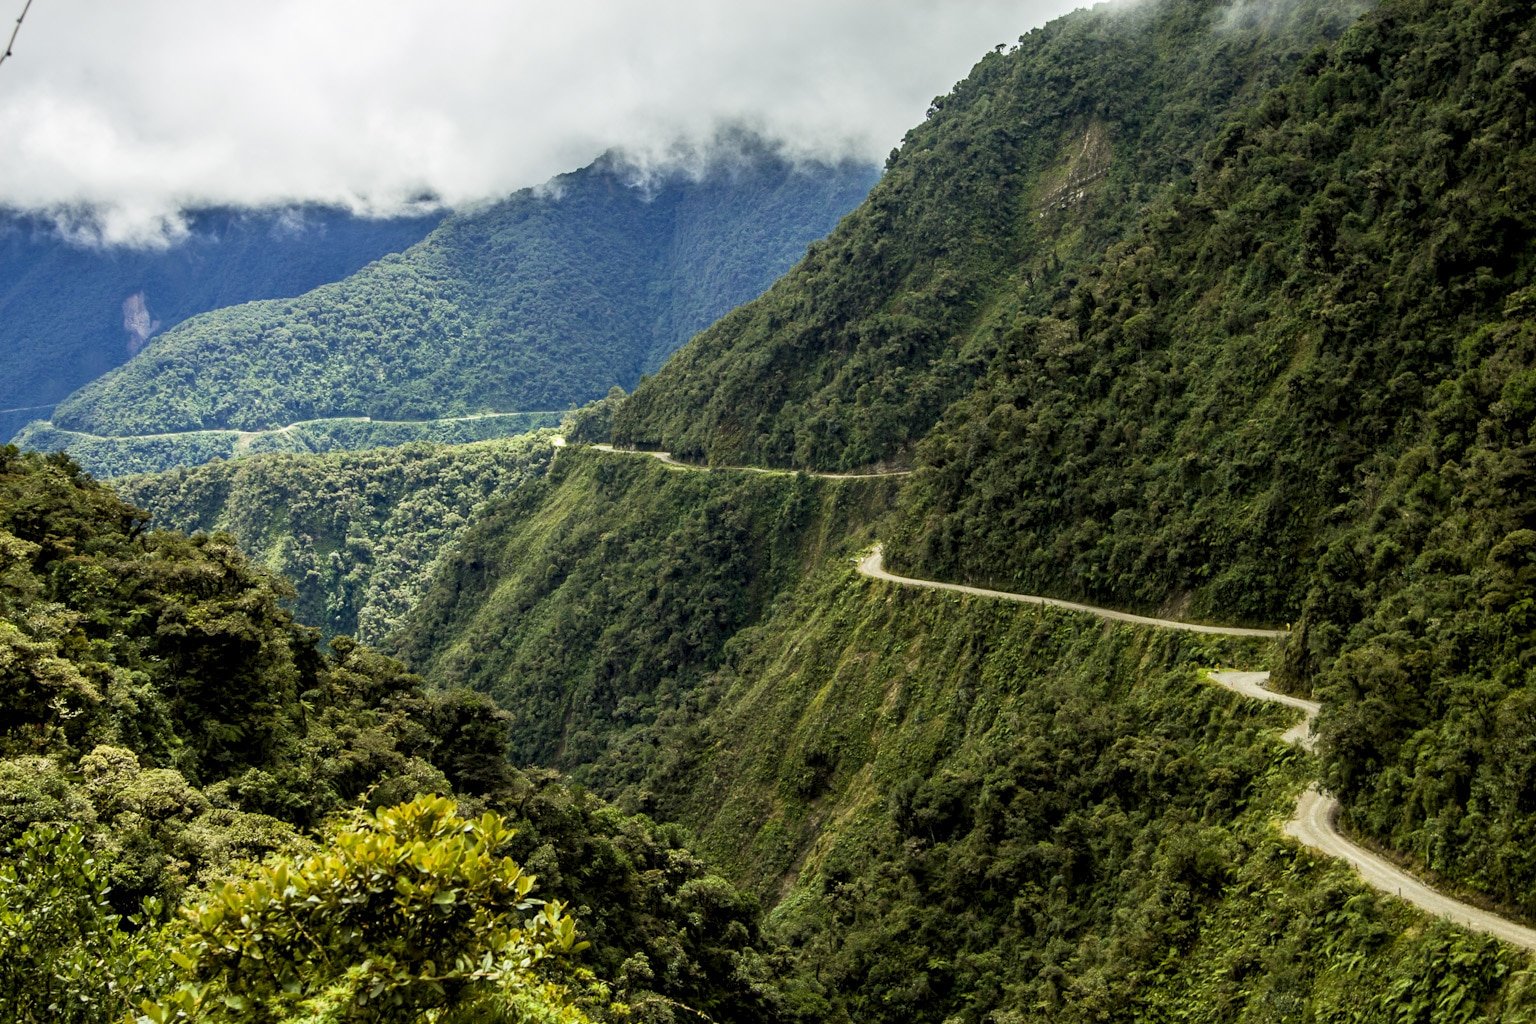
[{"left": 0, "top": 205, "right": 443, "bottom": 437}]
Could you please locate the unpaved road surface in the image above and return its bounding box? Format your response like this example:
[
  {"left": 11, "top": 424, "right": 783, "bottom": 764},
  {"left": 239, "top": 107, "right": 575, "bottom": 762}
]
[
  {"left": 1211, "top": 670, "right": 1536, "bottom": 952},
  {"left": 857, "top": 545, "right": 1288, "bottom": 638},
  {"left": 1209, "top": 670, "right": 1318, "bottom": 748},
  {"left": 1285, "top": 785, "right": 1536, "bottom": 950},
  {"left": 856, "top": 551, "right": 1536, "bottom": 951},
  {"left": 590, "top": 444, "right": 910, "bottom": 480}
]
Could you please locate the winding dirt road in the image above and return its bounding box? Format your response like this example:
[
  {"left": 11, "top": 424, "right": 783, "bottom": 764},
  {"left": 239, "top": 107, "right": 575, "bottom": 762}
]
[
  {"left": 1208, "top": 669, "right": 1318, "bottom": 749},
  {"left": 589, "top": 444, "right": 911, "bottom": 480},
  {"left": 856, "top": 545, "right": 1536, "bottom": 951},
  {"left": 588, "top": 441, "right": 1536, "bottom": 951},
  {"left": 1210, "top": 670, "right": 1536, "bottom": 950},
  {"left": 857, "top": 545, "right": 1288, "bottom": 638},
  {"left": 1204, "top": 672, "right": 1536, "bottom": 951},
  {"left": 1284, "top": 786, "right": 1536, "bottom": 950}
]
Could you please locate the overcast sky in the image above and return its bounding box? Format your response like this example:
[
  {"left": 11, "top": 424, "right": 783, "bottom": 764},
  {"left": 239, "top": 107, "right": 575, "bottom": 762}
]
[{"left": 0, "top": 0, "right": 1086, "bottom": 244}]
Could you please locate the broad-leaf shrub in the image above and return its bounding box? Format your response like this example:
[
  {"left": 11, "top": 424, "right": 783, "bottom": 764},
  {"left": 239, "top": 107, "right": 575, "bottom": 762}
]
[{"left": 142, "top": 795, "right": 601, "bottom": 1024}]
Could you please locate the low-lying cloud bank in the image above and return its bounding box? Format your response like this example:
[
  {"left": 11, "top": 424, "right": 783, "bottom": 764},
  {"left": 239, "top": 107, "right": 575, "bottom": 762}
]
[{"left": 0, "top": 0, "right": 1082, "bottom": 246}]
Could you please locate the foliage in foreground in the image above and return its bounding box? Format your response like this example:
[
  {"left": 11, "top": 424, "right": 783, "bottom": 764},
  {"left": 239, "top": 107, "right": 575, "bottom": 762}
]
[
  {"left": 0, "top": 823, "right": 170, "bottom": 1024},
  {"left": 143, "top": 795, "right": 601, "bottom": 1024},
  {"left": 0, "top": 447, "right": 795, "bottom": 1024}
]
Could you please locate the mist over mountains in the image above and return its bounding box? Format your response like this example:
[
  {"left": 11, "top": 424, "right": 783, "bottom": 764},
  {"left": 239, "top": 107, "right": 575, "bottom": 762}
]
[
  {"left": 0, "top": 0, "right": 1078, "bottom": 244},
  {"left": 15, "top": 143, "right": 877, "bottom": 476}
]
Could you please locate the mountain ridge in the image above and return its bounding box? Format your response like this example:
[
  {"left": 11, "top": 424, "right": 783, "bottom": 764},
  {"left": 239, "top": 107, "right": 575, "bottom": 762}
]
[
  {"left": 41, "top": 145, "right": 878, "bottom": 441},
  {"left": 0, "top": 204, "right": 444, "bottom": 438}
]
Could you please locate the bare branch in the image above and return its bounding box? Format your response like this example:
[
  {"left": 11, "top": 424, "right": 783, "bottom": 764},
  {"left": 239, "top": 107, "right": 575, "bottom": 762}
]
[{"left": 0, "top": 0, "right": 35, "bottom": 72}]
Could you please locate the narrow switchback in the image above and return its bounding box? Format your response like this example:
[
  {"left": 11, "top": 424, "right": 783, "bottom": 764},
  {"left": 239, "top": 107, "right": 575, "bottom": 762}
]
[
  {"left": 1208, "top": 669, "right": 1318, "bottom": 749},
  {"left": 859, "top": 544, "right": 1536, "bottom": 952}
]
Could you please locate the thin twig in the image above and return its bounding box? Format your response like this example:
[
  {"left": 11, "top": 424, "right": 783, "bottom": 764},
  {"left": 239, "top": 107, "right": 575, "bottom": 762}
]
[{"left": 0, "top": 0, "right": 35, "bottom": 71}]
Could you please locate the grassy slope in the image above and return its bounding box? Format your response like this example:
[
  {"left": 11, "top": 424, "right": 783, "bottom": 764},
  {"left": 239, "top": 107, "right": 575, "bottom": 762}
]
[{"left": 669, "top": 559, "right": 1533, "bottom": 1023}]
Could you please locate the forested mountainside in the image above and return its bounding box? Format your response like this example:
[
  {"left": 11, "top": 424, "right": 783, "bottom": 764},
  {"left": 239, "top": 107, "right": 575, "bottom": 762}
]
[
  {"left": 0, "top": 206, "right": 441, "bottom": 439},
  {"left": 41, "top": 144, "right": 877, "bottom": 439},
  {"left": 613, "top": 0, "right": 1365, "bottom": 470},
  {"left": 0, "top": 446, "right": 788, "bottom": 1023},
  {"left": 117, "top": 434, "right": 558, "bottom": 643},
  {"left": 609, "top": 0, "right": 1536, "bottom": 920},
  {"left": 348, "top": 0, "right": 1536, "bottom": 1018}
]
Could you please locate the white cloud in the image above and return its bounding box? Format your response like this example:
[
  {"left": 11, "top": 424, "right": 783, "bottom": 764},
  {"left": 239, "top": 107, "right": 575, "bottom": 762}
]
[{"left": 0, "top": 0, "right": 1083, "bottom": 244}]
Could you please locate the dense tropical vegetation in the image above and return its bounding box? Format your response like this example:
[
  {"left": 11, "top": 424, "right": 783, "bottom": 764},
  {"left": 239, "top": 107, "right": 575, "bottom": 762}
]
[
  {"left": 391, "top": 449, "right": 1536, "bottom": 1022},
  {"left": 0, "top": 446, "right": 789, "bottom": 1023},
  {"left": 613, "top": 0, "right": 1364, "bottom": 471}
]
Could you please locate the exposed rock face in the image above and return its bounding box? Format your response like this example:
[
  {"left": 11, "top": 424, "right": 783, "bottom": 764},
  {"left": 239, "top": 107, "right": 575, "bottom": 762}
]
[
  {"left": 1038, "top": 122, "right": 1112, "bottom": 216},
  {"left": 122, "top": 291, "right": 160, "bottom": 353}
]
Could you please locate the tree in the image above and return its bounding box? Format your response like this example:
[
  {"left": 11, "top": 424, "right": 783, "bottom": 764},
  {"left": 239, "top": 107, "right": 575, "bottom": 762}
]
[
  {"left": 141, "top": 794, "right": 607, "bottom": 1024},
  {"left": 0, "top": 823, "right": 168, "bottom": 1024}
]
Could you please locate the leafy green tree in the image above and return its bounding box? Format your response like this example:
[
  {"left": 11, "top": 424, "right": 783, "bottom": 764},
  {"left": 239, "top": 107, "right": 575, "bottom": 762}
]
[
  {"left": 0, "top": 823, "right": 170, "bottom": 1024},
  {"left": 143, "top": 794, "right": 604, "bottom": 1024}
]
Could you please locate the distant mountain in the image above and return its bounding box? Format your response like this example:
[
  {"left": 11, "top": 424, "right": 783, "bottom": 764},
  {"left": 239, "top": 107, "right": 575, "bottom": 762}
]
[
  {"left": 40, "top": 144, "right": 879, "bottom": 440},
  {"left": 0, "top": 205, "right": 443, "bottom": 438}
]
